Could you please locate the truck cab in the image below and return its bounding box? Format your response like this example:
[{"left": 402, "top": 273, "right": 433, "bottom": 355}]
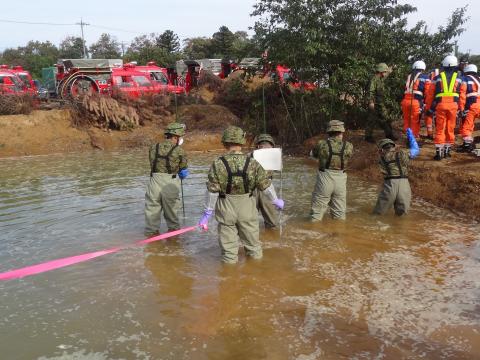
[
  {"left": 0, "top": 66, "right": 27, "bottom": 94},
  {"left": 134, "top": 62, "right": 185, "bottom": 94},
  {"left": 110, "top": 65, "right": 156, "bottom": 98},
  {"left": 10, "top": 66, "right": 37, "bottom": 94}
]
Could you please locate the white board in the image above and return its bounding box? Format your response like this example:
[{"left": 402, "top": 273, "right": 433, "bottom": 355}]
[{"left": 253, "top": 148, "right": 283, "bottom": 171}]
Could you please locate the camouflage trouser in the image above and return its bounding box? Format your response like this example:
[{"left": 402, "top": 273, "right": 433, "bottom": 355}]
[
  {"left": 144, "top": 173, "right": 181, "bottom": 235},
  {"left": 311, "top": 169, "right": 347, "bottom": 221},
  {"left": 255, "top": 189, "right": 279, "bottom": 228},
  {"left": 365, "top": 105, "right": 394, "bottom": 138},
  {"left": 373, "top": 178, "right": 411, "bottom": 216},
  {"left": 215, "top": 193, "right": 261, "bottom": 264}
]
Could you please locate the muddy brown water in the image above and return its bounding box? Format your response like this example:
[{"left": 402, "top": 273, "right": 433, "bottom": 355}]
[{"left": 0, "top": 150, "right": 479, "bottom": 359}]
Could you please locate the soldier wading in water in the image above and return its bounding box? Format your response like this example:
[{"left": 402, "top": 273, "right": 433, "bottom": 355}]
[
  {"left": 198, "top": 126, "right": 285, "bottom": 264},
  {"left": 144, "top": 122, "right": 189, "bottom": 237}
]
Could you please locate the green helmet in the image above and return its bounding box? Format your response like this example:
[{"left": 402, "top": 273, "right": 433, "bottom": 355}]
[
  {"left": 255, "top": 133, "right": 275, "bottom": 146},
  {"left": 376, "top": 63, "right": 389, "bottom": 72},
  {"left": 222, "top": 126, "right": 246, "bottom": 145},
  {"left": 165, "top": 122, "right": 186, "bottom": 136},
  {"left": 377, "top": 138, "right": 396, "bottom": 149},
  {"left": 326, "top": 120, "right": 345, "bottom": 133}
]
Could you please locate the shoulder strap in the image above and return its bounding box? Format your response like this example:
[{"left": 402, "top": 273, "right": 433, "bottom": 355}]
[
  {"left": 153, "top": 144, "right": 178, "bottom": 174},
  {"left": 325, "top": 140, "right": 333, "bottom": 170},
  {"left": 151, "top": 143, "right": 160, "bottom": 176},
  {"left": 219, "top": 155, "right": 251, "bottom": 195},
  {"left": 219, "top": 156, "right": 233, "bottom": 194},
  {"left": 395, "top": 152, "right": 404, "bottom": 178},
  {"left": 242, "top": 156, "right": 251, "bottom": 194},
  {"left": 380, "top": 156, "right": 392, "bottom": 177},
  {"left": 340, "top": 141, "right": 347, "bottom": 170}
]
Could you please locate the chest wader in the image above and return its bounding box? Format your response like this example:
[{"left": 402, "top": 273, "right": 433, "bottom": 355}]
[
  {"left": 311, "top": 140, "right": 348, "bottom": 221},
  {"left": 215, "top": 156, "right": 261, "bottom": 263},
  {"left": 145, "top": 144, "right": 181, "bottom": 235},
  {"left": 373, "top": 153, "right": 411, "bottom": 216}
]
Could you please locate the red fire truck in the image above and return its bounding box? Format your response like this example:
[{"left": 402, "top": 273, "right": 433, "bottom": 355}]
[
  {"left": 133, "top": 61, "right": 185, "bottom": 94},
  {"left": 110, "top": 64, "right": 157, "bottom": 98},
  {"left": 10, "top": 66, "right": 37, "bottom": 95},
  {"left": 0, "top": 65, "right": 27, "bottom": 94}
]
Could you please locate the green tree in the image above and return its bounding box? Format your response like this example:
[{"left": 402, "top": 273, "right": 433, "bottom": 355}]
[
  {"left": 59, "top": 36, "right": 86, "bottom": 59},
  {"left": 0, "top": 41, "right": 59, "bottom": 78},
  {"left": 125, "top": 33, "right": 180, "bottom": 66},
  {"left": 156, "top": 30, "right": 180, "bottom": 53},
  {"left": 183, "top": 37, "right": 213, "bottom": 59},
  {"left": 211, "top": 26, "right": 235, "bottom": 58},
  {"left": 90, "top": 33, "right": 121, "bottom": 59}
]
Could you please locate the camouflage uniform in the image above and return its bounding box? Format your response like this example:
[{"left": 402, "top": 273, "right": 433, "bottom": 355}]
[
  {"left": 365, "top": 63, "right": 395, "bottom": 140},
  {"left": 207, "top": 152, "right": 271, "bottom": 263},
  {"left": 373, "top": 139, "right": 411, "bottom": 216},
  {"left": 145, "top": 124, "right": 187, "bottom": 235},
  {"left": 311, "top": 120, "right": 353, "bottom": 221}
]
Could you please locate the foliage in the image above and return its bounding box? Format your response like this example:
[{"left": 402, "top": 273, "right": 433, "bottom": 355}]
[
  {"left": 0, "top": 41, "right": 59, "bottom": 79},
  {"left": 252, "top": 0, "right": 469, "bottom": 129},
  {"left": 125, "top": 32, "right": 181, "bottom": 66},
  {"left": 90, "top": 33, "right": 121, "bottom": 59},
  {"left": 0, "top": 94, "right": 34, "bottom": 115},
  {"left": 211, "top": 26, "right": 236, "bottom": 58},
  {"left": 183, "top": 37, "right": 213, "bottom": 59},
  {"left": 59, "top": 36, "right": 86, "bottom": 59}
]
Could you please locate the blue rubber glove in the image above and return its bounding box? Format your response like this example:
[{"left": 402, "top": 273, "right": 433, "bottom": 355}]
[
  {"left": 273, "top": 199, "right": 285, "bottom": 210},
  {"left": 198, "top": 209, "right": 213, "bottom": 231},
  {"left": 406, "top": 128, "right": 420, "bottom": 159},
  {"left": 178, "top": 168, "right": 189, "bottom": 180}
]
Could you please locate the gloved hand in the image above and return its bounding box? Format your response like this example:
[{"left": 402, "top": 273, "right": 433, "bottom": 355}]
[
  {"left": 272, "top": 199, "right": 285, "bottom": 210},
  {"left": 198, "top": 209, "right": 213, "bottom": 231},
  {"left": 178, "top": 168, "right": 189, "bottom": 180},
  {"left": 406, "top": 128, "right": 420, "bottom": 159}
]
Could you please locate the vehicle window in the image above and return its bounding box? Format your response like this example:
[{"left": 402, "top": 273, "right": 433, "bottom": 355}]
[
  {"left": 132, "top": 76, "right": 151, "bottom": 87},
  {"left": 151, "top": 72, "right": 168, "bottom": 85},
  {"left": 18, "top": 74, "right": 32, "bottom": 87}
]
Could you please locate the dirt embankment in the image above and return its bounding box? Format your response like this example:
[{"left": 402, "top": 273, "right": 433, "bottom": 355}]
[
  {"left": 303, "top": 131, "right": 480, "bottom": 219},
  {"left": 0, "top": 104, "right": 239, "bottom": 157}
]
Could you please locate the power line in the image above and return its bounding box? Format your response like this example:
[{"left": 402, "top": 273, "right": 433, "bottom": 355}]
[
  {"left": 90, "top": 24, "right": 137, "bottom": 34},
  {"left": 0, "top": 18, "right": 75, "bottom": 26}
]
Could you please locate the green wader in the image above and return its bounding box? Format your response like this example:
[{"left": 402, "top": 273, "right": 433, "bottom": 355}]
[
  {"left": 144, "top": 173, "right": 181, "bottom": 235},
  {"left": 311, "top": 169, "right": 347, "bottom": 221},
  {"left": 373, "top": 178, "right": 411, "bottom": 216},
  {"left": 255, "top": 189, "right": 279, "bottom": 228},
  {"left": 215, "top": 193, "right": 261, "bottom": 264}
]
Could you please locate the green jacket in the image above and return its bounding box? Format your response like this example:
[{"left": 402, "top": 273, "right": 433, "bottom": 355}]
[
  {"left": 369, "top": 75, "right": 385, "bottom": 105},
  {"left": 379, "top": 149, "right": 409, "bottom": 179},
  {"left": 149, "top": 141, "right": 187, "bottom": 174},
  {"left": 313, "top": 138, "right": 353, "bottom": 171},
  {"left": 207, "top": 152, "right": 271, "bottom": 195}
]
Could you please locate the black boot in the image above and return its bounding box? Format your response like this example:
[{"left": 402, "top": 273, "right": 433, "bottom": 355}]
[
  {"left": 444, "top": 146, "right": 452, "bottom": 158},
  {"left": 434, "top": 147, "right": 443, "bottom": 161}
]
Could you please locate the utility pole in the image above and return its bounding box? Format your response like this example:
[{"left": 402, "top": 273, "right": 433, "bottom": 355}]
[
  {"left": 120, "top": 42, "right": 126, "bottom": 57},
  {"left": 76, "top": 18, "right": 90, "bottom": 58}
]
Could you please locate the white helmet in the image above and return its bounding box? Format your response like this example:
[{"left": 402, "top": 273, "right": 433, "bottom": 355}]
[
  {"left": 464, "top": 64, "right": 478, "bottom": 73},
  {"left": 442, "top": 55, "right": 458, "bottom": 68},
  {"left": 412, "top": 60, "right": 426, "bottom": 71}
]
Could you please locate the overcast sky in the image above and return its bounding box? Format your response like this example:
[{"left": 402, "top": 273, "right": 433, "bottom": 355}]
[{"left": 0, "top": 0, "right": 478, "bottom": 54}]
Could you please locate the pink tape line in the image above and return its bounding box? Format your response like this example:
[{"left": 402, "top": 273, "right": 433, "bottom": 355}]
[{"left": 0, "top": 226, "right": 197, "bottom": 281}]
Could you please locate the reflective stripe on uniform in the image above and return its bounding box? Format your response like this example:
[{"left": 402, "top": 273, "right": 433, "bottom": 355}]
[
  {"left": 436, "top": 72, "right": 459, "bottom": 98},
  {"left": 404, "top": 72, "right": 423, "bottom": 95}
]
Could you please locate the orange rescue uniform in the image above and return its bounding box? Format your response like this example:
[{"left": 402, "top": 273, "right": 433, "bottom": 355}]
[
  {"left": 428, "top": 70, "right": 465, "bottom": 146},
  {"left": 401, "top": 71, "right": 428, "bottom": 138},
  {"left": 460, "top": 74, "right": 480, "bottom": 142},
  {"left": 423, "top": 69, "right": 439, "bottom": 137}
]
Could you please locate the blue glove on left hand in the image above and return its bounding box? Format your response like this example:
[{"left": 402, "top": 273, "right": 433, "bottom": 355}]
[
  {"left": 178, "top": 168, "right": 189, "bottom": 180},
  {"left": 406, "top": 128, "right": 420, "bottom": 159}
]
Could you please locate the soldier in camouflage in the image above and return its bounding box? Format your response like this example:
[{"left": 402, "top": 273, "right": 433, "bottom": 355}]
[
  {"left": 311, "top": 120, "right": 353, "bottom": 221},
  {"left": 198, "top": 126, "right": 285, "bottom": 263},
  {"left": 365, "top": 63, "right": 397, "bottom": 143},
  {"left": 144, "top": 122, "right": 189, "bottom": 236},
  {"left": 253, "top": 134, "right": 279, "bottom": 228},
  {"left": 373, "top": 138, "right": 411, "bottom": 216}
]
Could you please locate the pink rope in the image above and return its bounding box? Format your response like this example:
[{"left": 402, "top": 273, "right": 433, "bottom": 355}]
[{"left": 0, "top": 226, "right": 197, "bottom": 281}]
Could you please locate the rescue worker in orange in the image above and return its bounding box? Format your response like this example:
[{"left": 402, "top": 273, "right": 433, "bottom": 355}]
[
  {"left": 423, "top": 66, "right": 440, "bottom": 139},
  {"left": 401, "top": 61, "right": 428, "bottom": 140},
  {"left": 426, "top": 55, "right": 466, "bottom": 160},
  {"left": 459, "top": 64, "right": 480, "bottom": 152}
]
